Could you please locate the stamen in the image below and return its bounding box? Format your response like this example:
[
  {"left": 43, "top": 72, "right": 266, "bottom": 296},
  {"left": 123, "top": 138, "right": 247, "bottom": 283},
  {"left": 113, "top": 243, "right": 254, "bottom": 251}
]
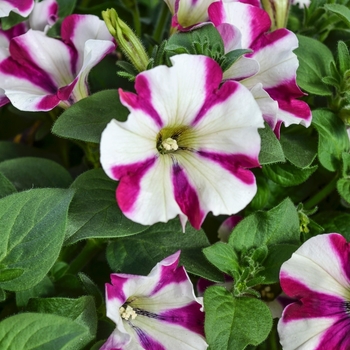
[
  {"left": 119, "top": 305, "right": 137, "bottom": 320},
  {"left": 162, "top": 137, "right": 179, "bottom": 151}
]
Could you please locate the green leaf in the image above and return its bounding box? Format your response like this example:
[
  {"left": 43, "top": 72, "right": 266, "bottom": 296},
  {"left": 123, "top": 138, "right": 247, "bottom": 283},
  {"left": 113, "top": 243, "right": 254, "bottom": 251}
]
[
  {"left": 314, "top": 211, "right": 350, "bottom": 240},
  {"left": 279, "top": 127, "right": 317, "bottom": 168},
  {"left": 312, "top": 109, "right": 350, "bottom": 172},
  {"left": 221, "top": 49, "right": 252, "bottom": 72},
  {"left": 337, "top": 41, "right": 350, "bottom": 75},
  {"left": 324, "top": 4, "right": 350, "bottom": 28},
  {"left": 107, "top": 219, "right": 223, "bottom": 282},
  {"left": 166, "top": 24, "right": 224, "bottom": 57},
  {"left": 258, "top": 124, "right": 285, "bottom": 165},
  {"left": 0, "top": 157, "right": 72, "bottom": 191},
  {"left": 52, "top": 90, "right": 129, "bottom": 143},
  {"left": 78, "top": 273, "right": 104, "bottom": 308},
  {"left": 262, "top": 162, "right": 318, "bottom": 187},
  {"left": 203, "top": 242, "right": 240, "bottom": 276},
  {"left": 261, "top": 244, "right": 299, "bottom": 284},
  {"left": 0, "top": 288, "right": 5, "bottom": 302},
  {"left": 1, "top": 12, "right": 26, "bottom": 30},
  {"left": 16, "top": 276, "right": 55, "bottom": 308},
  {"left": 337, "top": 178, "right": 350, "bottom": 203},
  {"left": 295, "top": 35, "right": 334, "bottom": 96},
  {"left": 27, "top": 296, "right": 97, "bottom": 340},
  {"left": 229, "top": 198, "right": 300, "bottom": 251},
  {"left": 341, "top": 152, "right": 350, "bottom": 178},
  {"left": 65, "top": 169, "right": 147, "bottom": 244},
  {"left": 0, "top": 188, "right": 74, "bottom": 291},
  {"left": 0, "top": 313, "right": 93, "bottom": 350},
  {"left": 0, "top": 172, "right": 17, "bottom": 199},
  {"left": 204, "top": 287, "right": 272, "bottom": 350},
  {"left": 56, "top": 0, "right": 78, "bottom": 17}
]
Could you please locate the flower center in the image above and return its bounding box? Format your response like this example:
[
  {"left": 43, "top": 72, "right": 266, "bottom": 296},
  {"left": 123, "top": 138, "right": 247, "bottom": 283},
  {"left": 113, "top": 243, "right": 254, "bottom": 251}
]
[
  {"left": 156, "top": 125, "right": 195, "bottom": 155},
  {"left": 119, "top": 305, "right": 137, "bottom": 320}
]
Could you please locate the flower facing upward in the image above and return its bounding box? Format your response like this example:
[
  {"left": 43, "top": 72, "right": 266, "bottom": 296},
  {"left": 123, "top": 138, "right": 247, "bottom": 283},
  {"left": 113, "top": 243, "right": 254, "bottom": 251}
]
[
  {"left": 278, "top": 233, "right": 350, "bottom": 349},
  {"left": 100, "top": 54, "right": 264, "bottom": 229},
  {"left": 101, "top": 251, "right": 208, "bottom": 349}
]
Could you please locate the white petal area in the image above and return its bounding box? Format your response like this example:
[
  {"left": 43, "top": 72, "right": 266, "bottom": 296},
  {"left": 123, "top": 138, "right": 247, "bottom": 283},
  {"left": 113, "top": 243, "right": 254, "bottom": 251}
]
[
  {"left": 0, "top": 31, "right": 9, "bottom": 48},
  {"left": 13, "top": 30, "right": 74, "bottom": 87},
  {"left": 193, "top": 81, "right": 263, "bottom": 157},
  {"left": 282, "top": 234, "right": 350, "bottom": 298},
  {"left": 278, "top": 315, "right": 336, "bottom": 350},
  {"left": 100, "top": 118, "right": 158, "bottom": 180},
  {"left": 249, "top": 83, "right": 278, "bottom": 129},
  {"left": 143, "top": 54, "right": 215, "bottom": 127},
  {"left": 125, "top": 156, "right": 182, "bottom": 225},
  {"left": 177, "top": 0, "right": 215, "bottom": 27},
  {"left": 62, "top": 14, "right": 114, "bottom": 70},
  {"left": 241, "top": 30, "right": 299, "bottom": 90},
  {"left": 163, "top": 0, "right": 176, "bottom": 14},
  {"left": 216, "top": 23, "right": 242, "bottom": 52},
  {"left": 223, "top": 56, "right": 260, "bottom": 83},
  {"left": 29, "top": 0, "right": 57, "bottom": 31},
  {"left": 124, "top": 315, "right": 208, "bottom": 350},
  {"left": 176, "top": 151, "right": 257, "bottom": 216},
  {"left": 70, "top": 39, "right": 115, "bottom": 102}
]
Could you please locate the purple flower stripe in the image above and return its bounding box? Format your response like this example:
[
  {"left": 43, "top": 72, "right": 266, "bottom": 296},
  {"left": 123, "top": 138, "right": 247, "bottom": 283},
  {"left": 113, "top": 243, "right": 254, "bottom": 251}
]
[
  {"left": 112, "top": 157, "right": 156, "bottom": 214},
  {"left": 160, "top": 302, "right": 205, "bottom": 335},
  {"left": 134, "top": 327, "right": 166, "bottom": 350},
  {"left": 4, "top": 0, "right": 33, "bottom": 13},
  {"left": 248, "top": 28, "right": 293, "bottom": 56},
  {"left": 47, "top": 2, "right": 58, "bottom": 24},
  {"left": 239, "top": 0, "right": 261, "bottom": 7},
  {"left": 36, "top": 95, "right": 60, "bottom": 110},
  {"left": 315, "top": 315, "right": 350, "bottom": 350},
  {"left": 330, "top": 234, "right": 350, "bottom": 283},
  {"left": 107, "top": 276, "right": 129, "bottom": 302},
  {"left": 198, "top": 151, "right": 258, "bottom": 185},
  {"left": 281, "top": 276, "right": 344, "bottom": 322},
  {"left": 207, "top": 2, "right": 224, "bottom": 25},
  {"left": 192, "top": 80, "right": 238, "bottom": 126},
  {"left": 151, "top": 264, "right": 188, "bottom": 295},
  {"left": 172, "top": 163, "right": 205, "bottom": 230},
  {"left": 119, "top": 74, "right": 164, "bottom": 127},
  {"left": 0, "top": 22, "right": 26, "bottom": 41},
  {"left": 0, "top": 95, "right": 9, "bottom": 107}
]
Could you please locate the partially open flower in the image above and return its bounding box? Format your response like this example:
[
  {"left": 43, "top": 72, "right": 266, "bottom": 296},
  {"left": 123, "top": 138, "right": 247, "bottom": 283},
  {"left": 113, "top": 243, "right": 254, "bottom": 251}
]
[
  {"left": 101, "top": 251, "right": 208, "bottom": 349},
  {"left": 278, "top": 233, "right": 350, "bottom": 349},
  {"left": 100, "top": 54, "right": 264, "bottom": 229}
]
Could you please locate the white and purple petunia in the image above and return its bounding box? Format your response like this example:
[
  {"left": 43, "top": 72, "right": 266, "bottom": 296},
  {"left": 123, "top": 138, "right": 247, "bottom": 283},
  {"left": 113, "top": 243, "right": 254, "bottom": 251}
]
[
  {"left": 0, "top": 0, "right": 34, "bottom": 18},
  {"left": 101, "top": 251, "right": 208, "bottom": 350},
  {"left": 100, "top": 54, "right": 264, "bottom": 229},
  {"left": 278, "top": 233, "right": 350, "bottom": 349},
  {"left": 0, "top": 14, "right": 115, "bottom": 111},
  {"left": 208, "top": 1, "right": 312, "bottom": 136}
]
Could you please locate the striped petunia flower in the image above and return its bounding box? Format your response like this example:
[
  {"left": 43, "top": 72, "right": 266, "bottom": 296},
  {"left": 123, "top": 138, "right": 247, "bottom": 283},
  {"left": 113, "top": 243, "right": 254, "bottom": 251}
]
[
  {"left": 101, "top": 251, "right": 208, "bottom": 350},
  {"left": 0, "top": 0, "right": 34, "bottom": 18},
  {"left": 278, "top": 233, "right": 350, "bottom": 349},
  {"left": 0, "top": 14, "right": 115, "bottom": 111},
  {"left": 208, "top": 1, "right": 312, "bottom": 136},
  {"left": 100, "top": 54, "right": 264, "bottom": 229}
]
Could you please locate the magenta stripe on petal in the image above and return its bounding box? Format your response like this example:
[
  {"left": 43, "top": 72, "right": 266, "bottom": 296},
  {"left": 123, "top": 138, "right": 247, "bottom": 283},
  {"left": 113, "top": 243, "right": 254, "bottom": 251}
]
[
  {"left": 36, "top": 94, "right": 60, "bottom": 110},
  {"left": 134, "top": 327, "right": 166, "bottom": 350},
  {"left": 315, "top": 314, "right": 350, "bottom": 350},
  {"left": 151, "top": 265, "right": 188, "bottom": 295},
  {"left": 280, "top": 276, "right": 345, "bottom": 322},
  {"left": 192, "top": 80, "right": 238, "bottom": 126},
  {"left": 245, "top": 5, "right": 271, "bottom": 47},
  {"left": 198, "top": 151, "right": 258, "bottom": 185},
  {"left": 0, "top": 22, "right": 26, "bottom": 41},
  {"left": 208, "top": 2, "right": 225, "bottom": 26},
  {"left": 160, "top": 302, "right": 205, "bottom": 335},
  {"left": 4, "top": 0, "right": 33, "bottom": 12},
  {"left": 113, "top": 157, "right": 156, "bottom": 214},
  {"left": 330, "top": 234, "right": 350, "bottom": 283},
  {"left": 107, "top": 275, "right": 129, "bottom": 303},
  {"left": 172, "top": 164, "right": 205, "bottom": 230},
  {"left": 57, "top": 79, "right": 77, "bottom": 101}
]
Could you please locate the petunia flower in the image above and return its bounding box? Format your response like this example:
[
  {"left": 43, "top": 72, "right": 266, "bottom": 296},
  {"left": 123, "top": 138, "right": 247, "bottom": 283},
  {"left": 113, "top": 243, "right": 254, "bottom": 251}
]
[
  {"left": 100, "top": 54, "right": 264, "bottom": 229},
  {"left": 0, "top": 0, "right": 34, "bottom": 18},
  {"left": 0, "top": 14, "right": 115, "bottom": 111},
  {"left": 101, "top": 251, "right": 208, "bottom": 350},
  {"left": 278, "top": 233, "right": 350, "bottom": 349},
  {"left": 208, "top": 1, "right": 312, "bottom": 136}
]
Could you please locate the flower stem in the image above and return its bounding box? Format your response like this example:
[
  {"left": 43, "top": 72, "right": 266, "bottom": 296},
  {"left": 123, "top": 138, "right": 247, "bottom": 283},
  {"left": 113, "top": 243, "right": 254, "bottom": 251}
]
[
  {"left": 66, "top": 239, "right": 104, "bottom": 275},
  {"left": 153, "top": 2, "right": 170, "bottom": 44},
  {"left": 303, "top": 174, "right": 338, "bottom": 210}
]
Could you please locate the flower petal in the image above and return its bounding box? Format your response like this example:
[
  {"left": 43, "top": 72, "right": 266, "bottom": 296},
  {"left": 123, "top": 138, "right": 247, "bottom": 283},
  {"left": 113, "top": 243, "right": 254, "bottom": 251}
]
[
  {"left": 0, "top": 0, "right": 34, "bottom": 18},
  {"left": 176, "top": 0, "right": 215, "bottom": 28},
  {"left": 29, "top": 0, "right": 58, "bottom": 31}
]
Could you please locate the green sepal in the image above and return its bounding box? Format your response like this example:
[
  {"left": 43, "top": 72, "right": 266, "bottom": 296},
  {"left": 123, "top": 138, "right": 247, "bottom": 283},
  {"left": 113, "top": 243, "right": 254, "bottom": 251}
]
[
  {"left": 258, "top": 124, "right": 285, "bottom": 165},
  {"left": 221, "top": 49, "right": 252, "bottom": 72}
]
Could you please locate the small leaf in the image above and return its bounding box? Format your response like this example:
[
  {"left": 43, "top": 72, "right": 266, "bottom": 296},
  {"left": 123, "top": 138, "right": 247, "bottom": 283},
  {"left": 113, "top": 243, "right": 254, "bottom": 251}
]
[
  {"left": 295, "top": 35, "right": 334, "bottom": 96},
  {"left": 52, "top": 90, "right": 129, "bottom": 143},
  {"left": 204, "top": 287, "right": 272, "bottom": 350},
  {"left": 56, "top": 0, "right": 78, "bottom": 17},
  {"left": 337, "top": 41, "right": 350, "bottom": 75},
  {"left": 258, "top": 124, "right": 285, "bottom": 165},
  {"left": 325, "top": 4, "right": 350, "bottom": 28},
  {"left": 337, "top": 178, "right": 350, "bottom": 203},
  {"left": 221, "top": 49, "right": 252, "bottom": 72},
  {"left": 312, "top": 109, "right": 350, "bottom": 172}
]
